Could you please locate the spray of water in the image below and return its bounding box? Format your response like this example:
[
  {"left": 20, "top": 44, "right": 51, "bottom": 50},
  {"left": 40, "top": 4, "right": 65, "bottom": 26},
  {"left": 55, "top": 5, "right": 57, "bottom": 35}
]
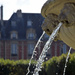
[
  {"left": 26, "top": 31, "right": 45, "bottom": 75},
  {"left": 33, "top": 22, "right": 63, "bottom": 75},
  {"left": 63, "top": 47, "right": 72, "bottom": 75}
]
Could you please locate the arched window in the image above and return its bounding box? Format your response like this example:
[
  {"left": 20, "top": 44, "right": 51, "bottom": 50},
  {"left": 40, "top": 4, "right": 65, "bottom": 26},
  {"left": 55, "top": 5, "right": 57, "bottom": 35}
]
[
  {"left": 28, "top": 32, "right": 35, "bottom": 39},
  {"left": 26, "top": 28, "right": 36, "bottom": 39}
]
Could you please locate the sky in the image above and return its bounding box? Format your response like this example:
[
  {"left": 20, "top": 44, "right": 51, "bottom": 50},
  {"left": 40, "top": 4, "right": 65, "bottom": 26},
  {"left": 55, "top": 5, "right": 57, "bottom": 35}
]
[{"left": 0, "top": 0, "right": 47, "bottom": 20}]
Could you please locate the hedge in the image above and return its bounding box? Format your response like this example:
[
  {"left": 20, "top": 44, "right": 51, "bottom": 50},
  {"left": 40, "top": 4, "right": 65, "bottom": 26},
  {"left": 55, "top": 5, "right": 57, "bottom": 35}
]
[
  {"left": 0, "top": 59, "right": 46, "bottom": 75},
  {"left": 0, "top": 59, "right": 36, "bottom": 75},
  {"left": 43, "top": 53, "right": 75, "bottom": 75},
  {"left": 0, "top": 53, "right": 75, "bottom": 75}
]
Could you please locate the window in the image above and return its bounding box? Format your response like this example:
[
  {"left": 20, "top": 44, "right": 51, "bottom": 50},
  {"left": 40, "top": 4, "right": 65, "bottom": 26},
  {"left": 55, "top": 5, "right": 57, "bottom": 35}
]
[
  {"left": 12, "top": 32, "right": 16, "bottom": 38},
  {"left": 11, "top": 31, "right": 18, "bottom": 39},
  {"left": 60, "top": 43, "right": 67, "bottom": 54},
  {"left": 63, "top": 44, "right": 67, "bottom": 53},
  {"left": 26, "top": 28, "right": 36, "bottom": 39},
  {"left": 27, "top": 33, "right": 35, "bottom": 39},
  {"left": 11, "top": 43, "right": 17, "bottom": 55},
  {"left": 28, "top": 43, "right": 34, "bottom": 55},
  {"left": 27, "top": 20, "right": 32, "bottom": 26},
  {"left": 46, "top": 47, "right": 51, "bottom": 56}
]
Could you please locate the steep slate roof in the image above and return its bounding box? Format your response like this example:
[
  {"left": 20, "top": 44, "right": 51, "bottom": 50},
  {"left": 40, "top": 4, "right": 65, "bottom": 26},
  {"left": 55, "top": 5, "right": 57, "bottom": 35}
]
[
  {"left": 0, "top": 20, "right": 8, "bottom": 39},
  {"left": 5, "top": 12, "right": 44, "bottom": 40},
  {"left": 0, "top": 22, "right": 1, "bottom": 31}
]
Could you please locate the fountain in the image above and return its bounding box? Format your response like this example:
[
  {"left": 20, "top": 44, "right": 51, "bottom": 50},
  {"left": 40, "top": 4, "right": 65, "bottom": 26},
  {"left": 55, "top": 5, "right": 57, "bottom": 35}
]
[
  {"left": 41, "top": 0, "right": 75, "bottom": 75},
  {"left": 27, "top": 0, "right": 75, "bottom": 75},
  {"left": 41, "top": 0, "right": 75, "bottom": 49}
]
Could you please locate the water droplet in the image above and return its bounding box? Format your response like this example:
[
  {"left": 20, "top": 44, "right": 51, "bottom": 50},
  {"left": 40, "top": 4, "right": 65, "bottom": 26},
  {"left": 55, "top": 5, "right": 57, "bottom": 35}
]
[
  {"left": 57, "top": 65, "right": 59, "bottom": 67},
  {"left": 65, "top": 66, "right": 67, "bottom": 68},
  {"left": 46, "top": 58, "right": 48, "bottom": 60},
  {"left": 56, "top": 73, "right": 58, "bottom": 75}
]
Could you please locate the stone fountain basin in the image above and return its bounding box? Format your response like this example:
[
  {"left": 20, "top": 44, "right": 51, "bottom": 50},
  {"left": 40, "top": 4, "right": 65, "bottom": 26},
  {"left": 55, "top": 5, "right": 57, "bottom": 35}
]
[
  {"left": 59, "top": 25, "right": 75, "bottom": 49},
  {"left": 41, "top": 0, "right": 75, "bottom": 49},
  {"left": 41, "top": 0, "right": 75, "bottom": 17}
]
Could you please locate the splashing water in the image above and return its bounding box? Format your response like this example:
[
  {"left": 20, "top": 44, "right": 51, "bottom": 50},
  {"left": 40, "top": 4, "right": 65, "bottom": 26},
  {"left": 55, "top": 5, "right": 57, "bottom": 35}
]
[
  {"left": 33, "top": 22, "right": 63, "bottom": 75},
  {"left": 63, "top": 47, "right": 72, "bottom": 75},
  {"left": 26, "top": 31, "right": 45, "bottom": 75}
]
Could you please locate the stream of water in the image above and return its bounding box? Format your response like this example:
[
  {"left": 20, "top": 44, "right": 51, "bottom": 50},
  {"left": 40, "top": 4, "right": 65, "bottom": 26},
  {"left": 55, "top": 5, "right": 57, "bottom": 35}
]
[
  {"left": 26, "top": 31, "right": 45, "bottom": 75},
  {"left": 63, "top": 47, "right": 72, "bottom": 75},
  {"left": 26, "top": 20, "right": 72, "bottom": 75},
  {"left": 33, "top": 22, "right": 63, "bottom": 75}
]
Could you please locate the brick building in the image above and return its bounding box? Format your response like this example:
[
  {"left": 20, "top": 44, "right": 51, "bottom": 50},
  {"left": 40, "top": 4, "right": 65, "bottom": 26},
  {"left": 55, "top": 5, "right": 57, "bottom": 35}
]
[{"left": 0, "top": 6, "right": 74, "bottom": 60}]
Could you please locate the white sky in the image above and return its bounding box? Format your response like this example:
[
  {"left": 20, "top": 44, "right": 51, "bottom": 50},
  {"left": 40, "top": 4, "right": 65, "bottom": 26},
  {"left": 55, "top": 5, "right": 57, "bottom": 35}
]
[{"left": 0, "top": 0, "right": 47, "bottom": 20}]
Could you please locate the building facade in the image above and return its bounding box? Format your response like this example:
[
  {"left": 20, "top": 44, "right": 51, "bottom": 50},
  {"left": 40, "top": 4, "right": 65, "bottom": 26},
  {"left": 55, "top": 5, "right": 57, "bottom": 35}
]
[{"left": 0, "top": 6, "right": 74, "bottom": 60}]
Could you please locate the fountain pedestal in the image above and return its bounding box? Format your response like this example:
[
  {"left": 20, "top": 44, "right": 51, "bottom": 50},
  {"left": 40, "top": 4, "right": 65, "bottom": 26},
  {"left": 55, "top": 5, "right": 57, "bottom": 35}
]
[{"left": 41, "top": 0, "right": 75, "bottom": 49}]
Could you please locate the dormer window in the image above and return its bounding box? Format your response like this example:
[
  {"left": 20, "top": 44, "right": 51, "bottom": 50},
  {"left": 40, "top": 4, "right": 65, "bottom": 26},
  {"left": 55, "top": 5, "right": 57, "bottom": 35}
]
[
  {"left": 26, "top": 28, "right": 36, "bottom": 39},
  {"left": 27, "top": 20, "right": 32, "bottom": 26},
  {"left": 11, "top": 31, "right": 18, "bottom": 39},
  {"left": 28, "top": 33, "right": 35, "bottom": 39}
]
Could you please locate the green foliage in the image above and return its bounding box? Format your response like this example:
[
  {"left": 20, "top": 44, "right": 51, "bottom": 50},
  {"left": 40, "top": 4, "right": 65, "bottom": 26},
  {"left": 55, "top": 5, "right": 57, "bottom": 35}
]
[
  {"left": 0, "top": 59, "right": 36, "bottom": 75},
  {"left": 1, "top": 53, "right": 75, "bottom": 75},
  {"left": 66, "top": 53, "right": 75, "bottom": 75},
  {"left": 43, "top": 53, "right": 75, "bottom": 75}
]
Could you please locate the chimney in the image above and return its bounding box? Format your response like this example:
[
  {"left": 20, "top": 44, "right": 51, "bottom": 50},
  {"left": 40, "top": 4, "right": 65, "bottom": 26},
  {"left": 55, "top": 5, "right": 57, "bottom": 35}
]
[
  {"left": 0, "top": 5, "right": 3, "bottom": 25},
  {"left": 17, "top": 9, "right": 22, "bottom": 18},
  {"left": 1, "top": 5, "right": 3, "bottom": 21}
]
